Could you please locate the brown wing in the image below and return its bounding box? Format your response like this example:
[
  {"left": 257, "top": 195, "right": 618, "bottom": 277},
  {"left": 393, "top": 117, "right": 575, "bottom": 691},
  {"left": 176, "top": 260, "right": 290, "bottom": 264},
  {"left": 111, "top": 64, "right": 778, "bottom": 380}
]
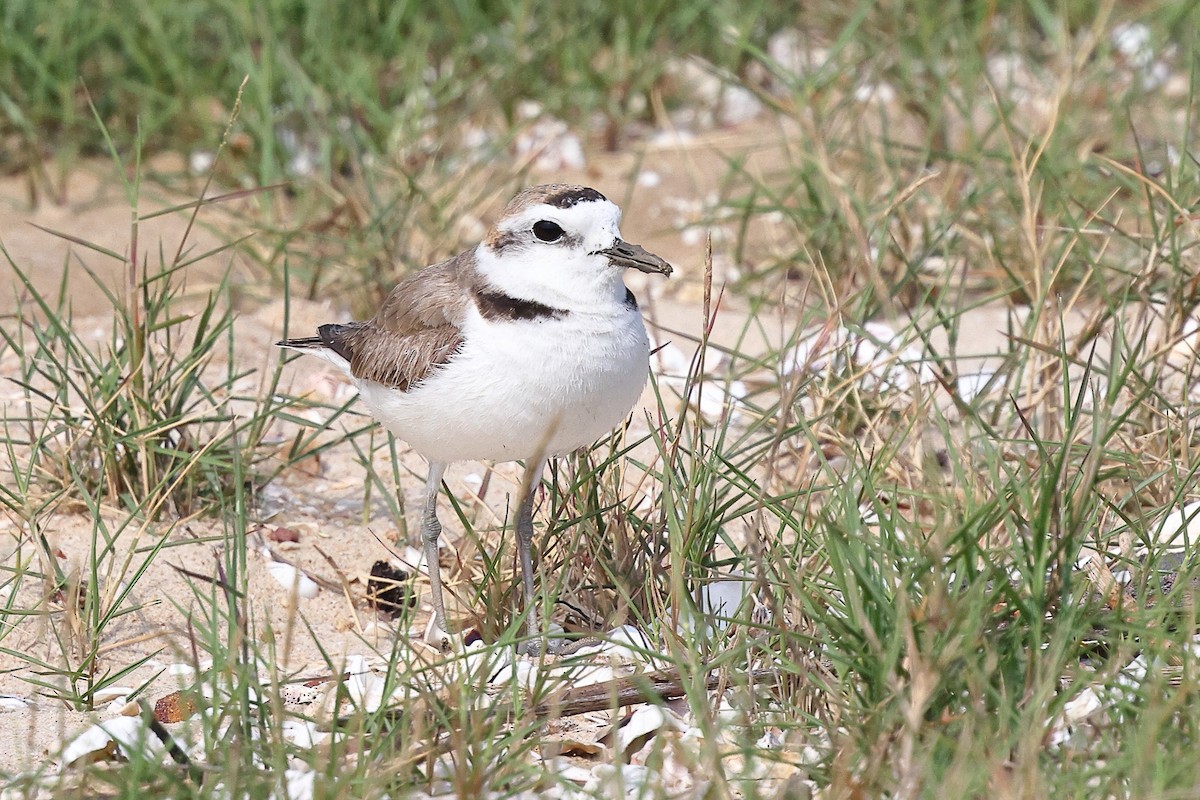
[
  {"left": 374, "top": 253, "right": 474, "bottom": 333},
  {"left": 318, "top": 252, "right": 476, "bottom": 391}
]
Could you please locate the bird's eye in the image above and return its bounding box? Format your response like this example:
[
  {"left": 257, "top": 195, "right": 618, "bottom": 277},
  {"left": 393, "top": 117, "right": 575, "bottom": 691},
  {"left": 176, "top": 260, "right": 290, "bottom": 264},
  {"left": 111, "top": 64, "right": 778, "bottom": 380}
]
[{"left": 532, "top": 220, "right": 565, "bottom": 242}]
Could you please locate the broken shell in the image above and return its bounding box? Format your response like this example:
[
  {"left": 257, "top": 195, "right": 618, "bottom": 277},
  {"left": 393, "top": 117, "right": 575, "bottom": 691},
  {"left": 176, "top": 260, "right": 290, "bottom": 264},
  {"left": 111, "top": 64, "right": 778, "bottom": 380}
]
[
  {"left": 585, "top": 763, "right": 650, "bottom": 794},
  {"left": 283, "top": 768, "right": 317, "bottom": 800},
  {"left": 266, "top": 559, "right": 320, "bottom": 599},
  {"left": 92, "top": 686, "right": 135, "bottom": 705},
  {"left": 0, "top": 695, "right": 30, "bottom": 712},
  {"left": 281, "top": 719, "right": 328, "bottom": 749},
  {"left": 343, "top": 655, "right": 388, "bottom": 712},
  {"left": 615, "top": 705, "right": 685, "bottom": 757},
  {"left": 1151, "top": 500, "right": 1200, "bottom": 551},
  {"left": 60, "top": 716, "right": 164, "bottom": 769},
  {"left": 570, "top": 625, "right": 659, "bottom": 665}
]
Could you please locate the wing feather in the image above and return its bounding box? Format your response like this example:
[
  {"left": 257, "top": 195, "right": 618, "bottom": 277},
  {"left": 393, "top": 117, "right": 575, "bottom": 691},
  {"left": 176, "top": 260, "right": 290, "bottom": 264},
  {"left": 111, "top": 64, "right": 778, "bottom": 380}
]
[{"left": 279, "top": 251, "right": 477, "bottom": 391}]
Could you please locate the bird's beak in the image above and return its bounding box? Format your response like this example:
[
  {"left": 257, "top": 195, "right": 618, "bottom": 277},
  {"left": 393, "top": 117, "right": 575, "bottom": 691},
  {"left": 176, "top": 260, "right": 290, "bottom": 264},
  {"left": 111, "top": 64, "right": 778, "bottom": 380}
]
[{"left": 595, "top": 239, "right": 673, "bottom": 276}]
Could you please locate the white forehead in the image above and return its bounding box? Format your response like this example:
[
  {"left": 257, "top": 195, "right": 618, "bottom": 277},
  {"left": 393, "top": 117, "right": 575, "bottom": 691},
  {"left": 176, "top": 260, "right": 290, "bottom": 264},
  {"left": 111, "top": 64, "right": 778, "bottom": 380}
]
[{"left": 500, "top": 198, "right": 622, "bottom": 237}]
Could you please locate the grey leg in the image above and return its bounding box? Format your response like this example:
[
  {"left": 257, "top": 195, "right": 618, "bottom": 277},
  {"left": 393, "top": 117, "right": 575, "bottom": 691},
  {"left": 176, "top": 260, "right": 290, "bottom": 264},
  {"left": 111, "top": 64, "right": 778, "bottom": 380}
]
[
  {"left": 516, "top": 458, "right": 547, "bottom": 653},
  {"left": 421, "top": 461, "right": 450, "bottom": 642}
]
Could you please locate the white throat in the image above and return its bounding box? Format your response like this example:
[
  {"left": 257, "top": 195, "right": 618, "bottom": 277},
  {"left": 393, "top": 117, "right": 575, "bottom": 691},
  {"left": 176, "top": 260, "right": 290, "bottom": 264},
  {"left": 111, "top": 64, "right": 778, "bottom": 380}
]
[{"left": 474, "top": 244, "right": 628, "bottom": 309}]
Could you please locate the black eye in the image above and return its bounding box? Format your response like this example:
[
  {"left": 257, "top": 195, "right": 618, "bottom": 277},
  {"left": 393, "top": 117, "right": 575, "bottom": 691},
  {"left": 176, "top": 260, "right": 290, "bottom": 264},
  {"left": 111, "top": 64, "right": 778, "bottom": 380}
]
[{"left": 532, "top": 220, "right": 564, "bottom": 242}]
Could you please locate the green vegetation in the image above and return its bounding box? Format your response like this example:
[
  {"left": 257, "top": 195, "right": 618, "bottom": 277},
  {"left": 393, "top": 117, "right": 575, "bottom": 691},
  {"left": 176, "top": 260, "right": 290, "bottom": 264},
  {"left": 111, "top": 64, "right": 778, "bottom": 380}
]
[
  {"left": 0, "top": 0, "right": 773, "bottom": 176},
  {"left": 2, "top": 0, "right": 1200, "bottom": 797}
]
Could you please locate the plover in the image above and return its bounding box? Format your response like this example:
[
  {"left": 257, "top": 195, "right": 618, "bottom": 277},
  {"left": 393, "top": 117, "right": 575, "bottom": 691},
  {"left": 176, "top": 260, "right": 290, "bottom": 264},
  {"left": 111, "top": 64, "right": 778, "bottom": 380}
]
[{"left": 278, "top": 184, "right": 672, "bottom": 649}]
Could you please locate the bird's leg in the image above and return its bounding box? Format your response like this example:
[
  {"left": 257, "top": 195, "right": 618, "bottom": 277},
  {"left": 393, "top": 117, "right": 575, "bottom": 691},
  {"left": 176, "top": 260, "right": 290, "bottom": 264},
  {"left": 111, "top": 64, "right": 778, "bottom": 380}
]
[
  {"left": 421, "top": 461, "right": 450, "bottom": 646},
  {"left": 516, "top": 457, "right": 547, "bottom": 653}
]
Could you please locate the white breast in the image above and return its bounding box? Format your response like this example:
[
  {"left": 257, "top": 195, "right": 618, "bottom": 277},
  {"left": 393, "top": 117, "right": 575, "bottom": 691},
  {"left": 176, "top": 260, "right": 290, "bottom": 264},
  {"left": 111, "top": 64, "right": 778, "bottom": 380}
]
[{"left": 356, "top": 300, "right": 650, "bottom": 463}]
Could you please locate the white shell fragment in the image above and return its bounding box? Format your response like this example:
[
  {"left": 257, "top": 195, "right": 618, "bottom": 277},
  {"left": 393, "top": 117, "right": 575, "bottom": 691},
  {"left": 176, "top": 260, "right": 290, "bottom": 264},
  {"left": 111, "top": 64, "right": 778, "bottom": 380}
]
[
  {"left": 514, "top": 101, "right": 586, "bottom": 172},
  {"left": 283, "top": 768, "right": 317, "bottom": 800},
  {"left": 663, "top": 57, "right": 763, "bottom": 128},
  {"left": 699, "top": 577, "right": 752, "bottom": 624},
  {"left": 1047, "top": 687, "right": 1103, "bottom": 749},
  {"left": 91, "top": 686, "right": 135, "bottom": 705},
  {"left": 569, "top": 625, "right": 659, "bottom": 665},
  {"left": 60, "top": 716, "right": 164, "bottom": 769},
  {"left": 281, "top": 719, "right": 328, "bottom": 749},
  {"left": 636, "top": 171, "right": 662, "bottom": 188},
  {"left": 675, "top": 575, "right": 759, "bottom": 635},
  {"left": 188, "top": 150, "right": 216, "bottom": 175},
  {"left": 616, "top": 705, "right": 675, "bottom": 755},
  {"left": 263, "top": 549, "right": 320, "bottom": 599},
  {"left": 0, "top": 695, "right": 30, "bottom": 712},
  {"left": 552, "top": 663, "right": 616, "bottom": 690},
  {"left": 483, "top": 651, "right": 538, "bottom": 691},
  {"left": 454, "top": 639, "right": 515, "bottom": 686},
  {"left": 1150, "top": 500, "right": 1200, "bottom": 551},
  {"left": 343, "top": 655, "right": 388, "bottom": 712},
  {"left": 1064, "top": 688, "right": 1103, "bottom": 722},
  {"left": 582, "top": 764, "right": 650, "bottom": 795},
  {"left": 956, "top": 370, "right": 998, "bottom": 402},
  {"left": 1111, "top": 22, "right": 1153, "bottom": 69},
  {"left": 784, "top": 321, "right": 935, "bottom": 394},
  {"left": 549, "top": 757, "right": 598, "bottom": 786},
  {"left": 650, "top": 337, "right": 747, "bottom": 424}
]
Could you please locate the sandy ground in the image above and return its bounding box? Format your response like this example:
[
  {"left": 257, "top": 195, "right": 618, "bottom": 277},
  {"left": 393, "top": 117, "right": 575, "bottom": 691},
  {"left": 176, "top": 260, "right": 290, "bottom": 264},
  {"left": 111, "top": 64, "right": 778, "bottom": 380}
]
[
  {"left": 0, "top": 121, "right": 1044, "bottom": 775},
  {"left": 0, "top": 132, "right": 748, "bottom": 773}
]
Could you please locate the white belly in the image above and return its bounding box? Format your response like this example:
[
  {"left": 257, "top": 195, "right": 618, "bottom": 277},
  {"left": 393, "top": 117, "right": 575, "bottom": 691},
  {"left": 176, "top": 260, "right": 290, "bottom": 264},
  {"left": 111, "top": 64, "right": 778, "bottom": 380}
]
[{"left": 356, "top": 304, "right": 650, "bottom": 463}]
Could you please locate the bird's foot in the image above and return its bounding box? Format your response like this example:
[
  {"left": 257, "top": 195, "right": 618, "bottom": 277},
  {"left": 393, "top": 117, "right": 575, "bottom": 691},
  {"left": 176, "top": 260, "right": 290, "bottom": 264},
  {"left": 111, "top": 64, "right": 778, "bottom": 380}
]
[
  {"left": 517, "top": 638, "right": 545, "bottom": 658},
  {"left": 423, "top": 616, "right": 459, "bottom": 652},
  {"left": 517, "top": 622, "right": 567, "bottom": 657}
]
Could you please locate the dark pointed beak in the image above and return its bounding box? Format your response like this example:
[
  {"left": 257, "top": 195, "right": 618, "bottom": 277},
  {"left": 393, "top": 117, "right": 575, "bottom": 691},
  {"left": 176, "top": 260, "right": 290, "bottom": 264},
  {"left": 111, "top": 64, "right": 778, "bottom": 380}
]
[{"left": 595, "top": 239, "right": 673, "bottom": 276}]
